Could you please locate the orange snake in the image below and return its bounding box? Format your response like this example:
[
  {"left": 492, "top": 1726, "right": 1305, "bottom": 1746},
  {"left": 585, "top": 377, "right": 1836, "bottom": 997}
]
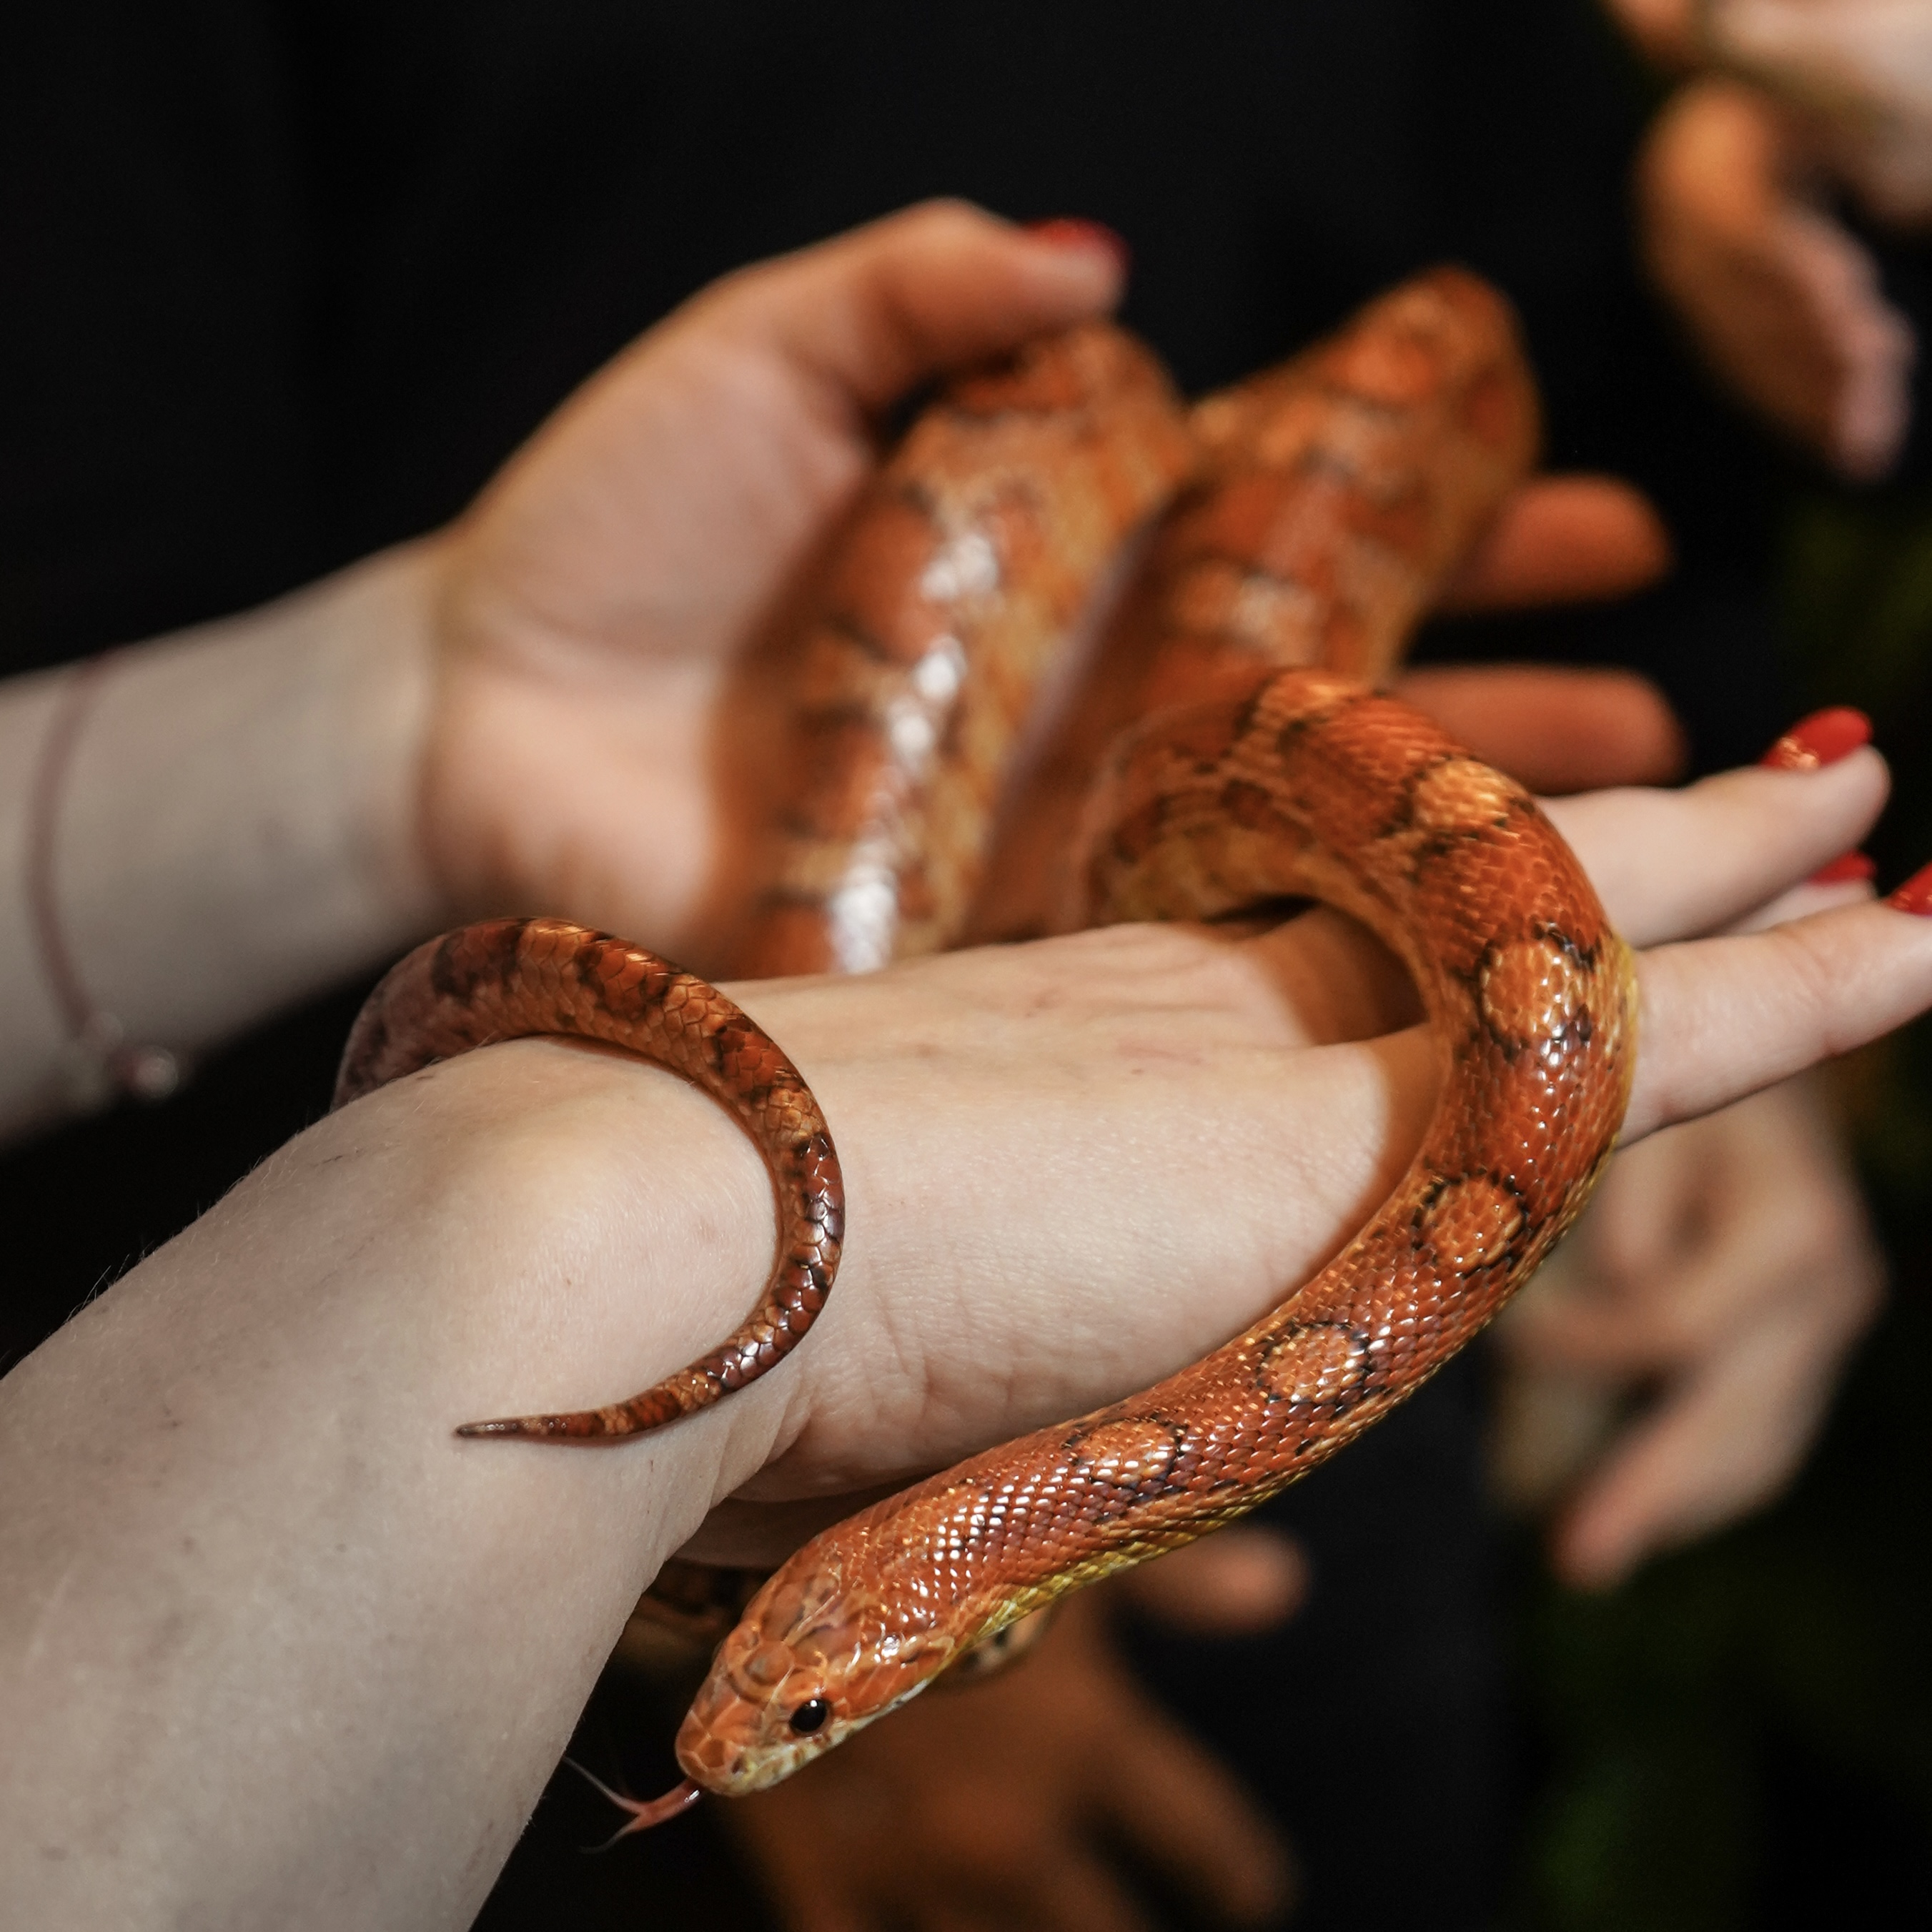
[{"left": 334, "top": 268, "right": 1638, "bottom": 1820}]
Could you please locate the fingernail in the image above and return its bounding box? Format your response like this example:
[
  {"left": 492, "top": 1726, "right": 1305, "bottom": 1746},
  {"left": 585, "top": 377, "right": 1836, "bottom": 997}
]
[
  {"left": 1889, "top": 859, "right": 1932, "bottom": 915},
  {"left": 1810, "top": 851, "right": 1877, "bottom": 886},
  {"left": 1024, "top": 217, "right": 1131, "bottom": 277},
  {"left": 1760, "top": 706, "right": 1872, "bottom": 771}
]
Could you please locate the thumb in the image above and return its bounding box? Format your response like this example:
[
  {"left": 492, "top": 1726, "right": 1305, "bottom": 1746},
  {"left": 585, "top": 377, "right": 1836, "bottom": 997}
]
[{"left": 694, "top": 199, "right": 1129, "bottom": 416}]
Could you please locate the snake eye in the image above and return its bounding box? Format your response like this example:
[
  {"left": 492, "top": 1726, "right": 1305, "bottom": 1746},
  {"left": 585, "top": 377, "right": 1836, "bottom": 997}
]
[{"left": 788, "top": 1697, "right": 831, "bottom": 1735}]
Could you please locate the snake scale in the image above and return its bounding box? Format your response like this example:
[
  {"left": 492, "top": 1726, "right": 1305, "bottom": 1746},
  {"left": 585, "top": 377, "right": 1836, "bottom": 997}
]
[{"left": 334, "top": 266, "right": 1638, "bottom": 1814}]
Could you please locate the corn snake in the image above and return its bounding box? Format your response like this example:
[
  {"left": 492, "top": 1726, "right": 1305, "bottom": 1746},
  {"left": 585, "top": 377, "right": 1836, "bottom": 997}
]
[{"left": 335, "top": 267, "right": 1638, "bottom": 1814}]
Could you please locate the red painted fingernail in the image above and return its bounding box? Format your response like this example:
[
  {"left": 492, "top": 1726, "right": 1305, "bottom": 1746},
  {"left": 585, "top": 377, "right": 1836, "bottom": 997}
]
[
  {"left": 1810, "top": 851, "right": 1877, "bottom": 886},
  {"left": 1024, "top": 217, "right": 1131, "bottom": 277},
  {"left": 1760, "top": 706, "right": 1872, "bottom": 771},
  {"left": 1888, "top": 860, "right": 1932, "bottom": 915}
]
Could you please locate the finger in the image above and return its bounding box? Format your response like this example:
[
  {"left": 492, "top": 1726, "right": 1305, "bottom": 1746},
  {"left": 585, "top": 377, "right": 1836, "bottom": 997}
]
[
  {"left": 1729, "top": 869, "right": 1875, "bottom": 933},
  {"left": 1516, "top": 1225, "right": 1873, "bottom": 1374},
  {"left": 724, "top": 1790, "right": 877, "bottom": 1932},
  {"left": 1243, "top": 750, "right": 1885, "bottom": 1054},
  {"left": 1114, "top": 1525, "right": 1311, "bottom": 1635},
  {"left": 772, "top": 1890, "right": 876, "bottom": 1932},
  {"left": 1102, "top": 1714, "right": 1296, "bottom": 1927},
  {"left": 918, "top": 1901, "right": 1016, "bottom": 1932},
  {"left": 1638, "top": 81, "right": 1913, "bottom": 480},
  {"left": 1396, "top": 663, "right": 1687, "bottom": 793},
  {"left": 1540, "top": 750, "right": 1888, "bottom": 946},
  {"left": 1550, "top": 1294, "right": 1865, "bottom": 1588},
  {"left": 911, "top": 1783, "right": 1086, "bottom": 1916},
  {"left": 1507, "top": 1111, "right": 1732, "bottom": 1365},
  {"left": 1607, "top": 0, "right": 1703, "bottom": 69},
  {"left": 1625, "top": 896, "right": 1932, "bottom": 1144},
  {"left": 702, "top": 200, "right": 1126, "bottom": 418},
  {"left": 1581, "top": 1117, "right": 1708, "bottom": 1291},
  {"left": 1029, "top": 1849, "right": 1159, "bottom": 1932},
  {"left": 1522, "top": 1094, "right": 1878, "bottom": 1372},
  {"left": 1438, "top": 474, "right": 1674, "bottom": 612},
  {"left": 1530, "top": 1089, "right": 1878, "bottom": 1375}
]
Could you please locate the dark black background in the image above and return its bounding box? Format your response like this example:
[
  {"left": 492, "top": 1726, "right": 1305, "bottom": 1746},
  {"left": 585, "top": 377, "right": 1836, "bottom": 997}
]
[
  {"left": 0, "top": 0, "right": 1796, "bottom": 1385},
  {"left": 6, "top": 7, "right": 1921, "bottom": 1927}
]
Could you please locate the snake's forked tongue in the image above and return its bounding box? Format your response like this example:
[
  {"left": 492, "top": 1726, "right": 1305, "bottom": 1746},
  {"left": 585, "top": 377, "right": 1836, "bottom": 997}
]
[{"left": 565, "top": 1760, "right": 703, "bottom": 1842}]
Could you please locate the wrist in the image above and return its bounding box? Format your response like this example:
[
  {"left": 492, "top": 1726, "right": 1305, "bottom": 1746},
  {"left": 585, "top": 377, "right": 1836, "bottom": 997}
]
[
  {"left": 77, "top": 543, "right": 444, "bottom": 1014},
  {"left": 0, "top": 1034, "right": 768, "bottom": 1926},
  {"left": 0, "top": 545, "right": 444, "bottom": 1136},
  {"left": 420, "top": 1034, "right": 790, "bottom": 1500}
]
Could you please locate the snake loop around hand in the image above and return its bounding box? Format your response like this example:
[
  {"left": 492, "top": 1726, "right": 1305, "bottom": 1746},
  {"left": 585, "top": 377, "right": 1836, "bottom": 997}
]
[
  {"left": 333, "top": 267, "right": 1637, "bottom": 1818},
  {"left": 335, "top": 916, "right": 842, "bottom": 1440}
]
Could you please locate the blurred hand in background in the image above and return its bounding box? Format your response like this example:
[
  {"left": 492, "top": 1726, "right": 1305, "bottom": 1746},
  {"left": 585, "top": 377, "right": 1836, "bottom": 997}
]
[
  {"left": 723, "top": 1532, "right": 1307, "bottom": 1932},
  {"left": 1611, "top": 0, "right": 1931, "bottom": 479},
  {"left": 1492, "top": 1073, "right": 1884, "bottom": 1588}
]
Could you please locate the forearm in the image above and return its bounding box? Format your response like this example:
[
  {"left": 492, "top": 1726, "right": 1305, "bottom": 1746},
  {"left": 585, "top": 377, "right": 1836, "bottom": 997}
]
[
  {"left": 0, "top": 743, "right": 1921, "bottom": 1925},
  {"left": 0, "top": 545, "right": 442, "bottom": 1139},
  {"left": 0, "top": 1039, "right": 776, "bottom": 1931},
  {"left": 0, "top": 921, "right": 1414, "bottom": 1930}
]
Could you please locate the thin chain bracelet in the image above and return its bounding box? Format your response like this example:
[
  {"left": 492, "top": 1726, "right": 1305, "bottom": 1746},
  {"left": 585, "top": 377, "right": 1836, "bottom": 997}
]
[{"left": 26, "top": 654, "right": 184, "bottom": 1110}]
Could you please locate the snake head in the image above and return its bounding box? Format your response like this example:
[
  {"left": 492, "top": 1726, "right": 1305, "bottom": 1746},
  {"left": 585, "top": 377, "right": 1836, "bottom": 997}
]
[{"left": 673, "top": 1550, "right": 956, "bottom": 1795}]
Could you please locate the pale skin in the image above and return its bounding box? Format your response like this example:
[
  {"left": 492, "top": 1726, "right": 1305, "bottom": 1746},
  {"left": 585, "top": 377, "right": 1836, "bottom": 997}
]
[
  {"left": 0, "top": 201, "right": 1674, "bottom": 1136},
  {"left": 1613, "top": 0, "right": 1932, "bottom": 227},
  {"left": 1607, "top": 0, "right": 1928, "bottom": 479},
  {"left": 0, "top": 202, "right": 1908, "bottom": 1926},
  {"left": 714, "top": 827, "right": 1888, "bottom": 1932},
  {"left": 1, "top": 748, "right": 1924, "bottom": 1930},
  {"left": 1638, "top": 75, "right": 1916, "bottom": 480}
]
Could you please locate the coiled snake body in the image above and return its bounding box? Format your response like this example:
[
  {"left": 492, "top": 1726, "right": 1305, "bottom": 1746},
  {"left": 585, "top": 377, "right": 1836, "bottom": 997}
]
[{"left": 335, "top": 268, "right": 1638, "bottom": 1809}]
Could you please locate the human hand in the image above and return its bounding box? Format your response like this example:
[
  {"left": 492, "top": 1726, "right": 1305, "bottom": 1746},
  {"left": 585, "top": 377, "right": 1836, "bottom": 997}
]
[
  {"left": 721, "top": 1590, "right": 1294, "bottom": 1932},
  {"left": 1494, "top": 1074, "right": 1883, "bottom": 1589},
  {"left": 970, "top": 467, "right": 1683, "bottom": 943},
  {"left": 1637, "top": 76, "right": 1916, "bottom": 479},
  {"left": 20, "top": 725, "right": 1919, "bottom": 1925},
  {"left": 1408, "top": 470, "right": 1686, "bottom": 795},
  {"left": 417, "top": 203, "right": 1128, "bottom": 965},
  {"left": 588, "top": 726, "right": 1923, "bottom": 1563},
  {"left": 1604, "top": 0, "right": 1705, "bottom": 70},
  {"left": 1608, "top": 0, "right": 1932, "bottom": 225},
  {"left": 1110, "top": 1522, "right": 1311, "bottom": 1635},
  {"left": 1705, "top": 0, "right": 1932, "bottom": 227}
]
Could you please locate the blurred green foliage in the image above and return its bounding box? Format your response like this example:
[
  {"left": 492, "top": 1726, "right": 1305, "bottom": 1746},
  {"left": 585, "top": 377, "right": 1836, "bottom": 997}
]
[{"left": 1508, "top": 487, "right": 1932, "bottom": 1929}]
